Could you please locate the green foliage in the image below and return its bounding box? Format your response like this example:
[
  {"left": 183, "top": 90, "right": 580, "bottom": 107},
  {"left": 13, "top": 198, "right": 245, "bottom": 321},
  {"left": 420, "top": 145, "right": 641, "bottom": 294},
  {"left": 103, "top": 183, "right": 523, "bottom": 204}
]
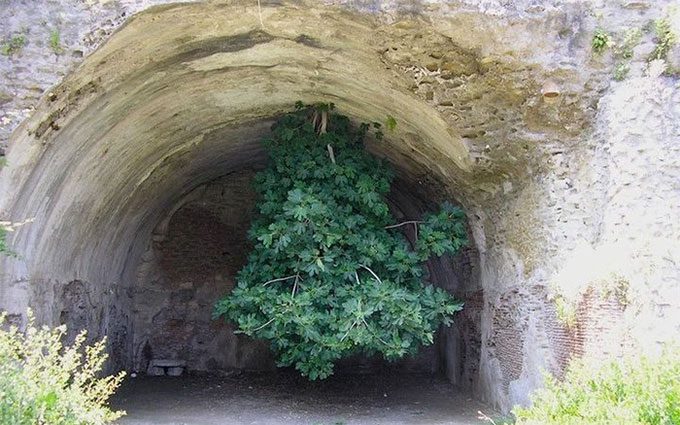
[
  {"left": 613, "top": 62, "right": 630, "bottom": 81},
  {"left": 591, "top": 29, "right": 610, "bottom": 54},
  {"left": 600, "top": 275, "right": 630, "bottom": 306},
  {"left": 385, "top": 115, "right": 397, "bottom": 132},
  {"left": 617, "top": 27, "right": 643, "bottom": 60},
  {"left": 591, "top": 26, "right": 637, "bottom": 81},
  {"left": 478, "top": 410, "right": 516, "bottom": 425},
  {"left": 514, "top": 347, "right": 680, "bottom": 425},
  {"left": 215, "top": 104, "right": 467, "bottom": 380},
  {"left": 594, "top": 15, "right": 678, "bottom": 81},
  {"left": 49, "top": 29, "right": 63, "bottom": 54},
  {"left": 651, "top": 18, "right": 677, "bottom": 61},
  {"left": 0, "top": 226, "right": 11, "bottom": 257},
  {"left": 553, "top": 295, "right": 576, "bottom": 328},
  {"left": 0, "top": 311, "right": 126, "bottom": 424},
  {"left": 0, "top": 34, "right": 26, "bottom": 56},
  {"left": 0, "top": 220, "right": 25, "bottom": 258}
]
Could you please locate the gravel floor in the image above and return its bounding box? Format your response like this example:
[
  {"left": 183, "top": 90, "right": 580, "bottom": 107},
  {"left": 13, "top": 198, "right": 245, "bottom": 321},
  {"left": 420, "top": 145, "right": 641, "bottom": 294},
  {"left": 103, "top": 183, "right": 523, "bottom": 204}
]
[{"left": 111, "top": 371, "right": 496, "bottom": 425}]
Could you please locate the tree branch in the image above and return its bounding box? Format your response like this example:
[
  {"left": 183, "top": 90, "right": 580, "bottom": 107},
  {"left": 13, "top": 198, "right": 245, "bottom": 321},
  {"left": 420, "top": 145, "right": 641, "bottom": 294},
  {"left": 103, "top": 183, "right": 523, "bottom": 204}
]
[
  {"left": 320, "top": 110, "right": 328, "bottom": 134},
  {"left": 263, "top": 275, "right": 298, "bottom": 286},
  {"left": 385, "top": 220, "right": 422, "bottom": 240},
  {"left": 361, "top": 317, "right": 389, "bottom": 345},
  {"left": 358, "top": 264, "right": 383, "bottom": 284},
  {"left": 251, "top": 317, "right": 275, "bottom": 332},
  {"left": 256, "top": 0, "right": 265, "bottom": 29},
  {"left": 384, "top": 220, "right": 422, "bottom": 229},
  {"left": 340, "top": 320, "right": 358, "bottom": 342},
  {"left": 327, "top": 144, "right": 336, "bottom": 164},
  {"left": 291, "top": 274, "right": 300, "bottom": 297}
]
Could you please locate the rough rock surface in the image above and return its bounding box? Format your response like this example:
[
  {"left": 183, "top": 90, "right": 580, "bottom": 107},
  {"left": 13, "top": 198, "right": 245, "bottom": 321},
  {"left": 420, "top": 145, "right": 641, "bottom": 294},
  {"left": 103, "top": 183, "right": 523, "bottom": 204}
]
[{"left": 0, "top": 0, "right": 679, "bottom": 413}]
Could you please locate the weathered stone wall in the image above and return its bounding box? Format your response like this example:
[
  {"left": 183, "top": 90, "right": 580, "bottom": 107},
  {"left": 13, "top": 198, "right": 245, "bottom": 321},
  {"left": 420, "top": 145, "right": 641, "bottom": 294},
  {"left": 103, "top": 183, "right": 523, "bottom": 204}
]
[
  {"left": 0, "top": 0, "right": 679, "bottom": 414},
  {"left": 132, "top": 170, "right": 275, "bottom": 373}
]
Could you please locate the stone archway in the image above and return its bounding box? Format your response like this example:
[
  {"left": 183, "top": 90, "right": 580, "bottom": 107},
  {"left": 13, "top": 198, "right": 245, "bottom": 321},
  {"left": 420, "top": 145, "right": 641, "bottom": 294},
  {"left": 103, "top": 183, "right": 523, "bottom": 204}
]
[{"left": 1, "top": 1, "right": 679, "bottom": 415}]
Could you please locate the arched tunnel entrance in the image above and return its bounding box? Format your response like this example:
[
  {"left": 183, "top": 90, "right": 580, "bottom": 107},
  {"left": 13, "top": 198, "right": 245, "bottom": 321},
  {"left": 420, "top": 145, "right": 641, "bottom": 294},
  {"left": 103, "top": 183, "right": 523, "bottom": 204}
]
[
  {"left": 0, "top": 0, "right": 612, "bottom": 421},
  {"left": 130, "top": 168, "right": 482, "bottom": 387},
  {"left": 114, "top": 158, "right": 487, "bottom": 424}
]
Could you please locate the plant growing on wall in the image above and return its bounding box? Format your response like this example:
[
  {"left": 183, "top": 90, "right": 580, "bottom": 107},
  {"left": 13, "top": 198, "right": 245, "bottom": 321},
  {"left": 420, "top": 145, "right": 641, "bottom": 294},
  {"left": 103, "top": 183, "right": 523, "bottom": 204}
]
[
  {"left": 0, "top": 33, "right": 27, "bottom": 56},
  {"left": 214, "top": 103, "right": 467, "bottom": 379},
  {"left": 49, "top": 28, "right": 64, "bottom": 55},
  {"left": 0, "top": 226, "right": 9, "bottom": 256},
  {"left": 0, "top": 219, "right": 32, "bottom": 257},
  {"left": 591, "top": 28, "right": 610, "bottom": 54},
  {"left": 591, "top": 7, "right": 679, "bottom": 80}
]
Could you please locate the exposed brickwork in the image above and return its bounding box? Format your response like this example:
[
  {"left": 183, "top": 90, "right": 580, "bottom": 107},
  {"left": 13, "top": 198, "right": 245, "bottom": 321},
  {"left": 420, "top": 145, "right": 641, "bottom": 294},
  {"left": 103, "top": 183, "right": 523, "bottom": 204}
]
[
  {"left": 489, "top": 284, "right": 630, "bottom": 391},
  {"left": 542, "top": 303, "right": 577, "bottom": 376},
  {"left": 132, "top": 170, "right": 275, "bottom": 373},
  {"left": 572, "top": 288, "right": 628, "bottom": 360},
  {"left": 489, "top": 289, "right": 527, "bottom": 392}
]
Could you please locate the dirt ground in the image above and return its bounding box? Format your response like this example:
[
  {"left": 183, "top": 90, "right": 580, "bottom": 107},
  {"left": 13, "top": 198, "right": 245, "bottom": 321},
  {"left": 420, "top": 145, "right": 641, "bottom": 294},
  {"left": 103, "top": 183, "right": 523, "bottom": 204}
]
[{"left": 111, "top": 370, "right": 496, "bottom": 425}]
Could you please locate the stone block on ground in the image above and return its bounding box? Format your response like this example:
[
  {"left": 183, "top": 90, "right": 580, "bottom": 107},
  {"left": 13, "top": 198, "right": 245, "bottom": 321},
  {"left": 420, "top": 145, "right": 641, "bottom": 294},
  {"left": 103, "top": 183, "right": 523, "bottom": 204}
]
[
  {"left": 166, "top": 366, "right": 184, "bottom": 376},
  {"left": 147, "top": 365, "right": 165, "bottom": 376},
  {"left": 147, "top": 359, "right": 186, "bottom": 376}
]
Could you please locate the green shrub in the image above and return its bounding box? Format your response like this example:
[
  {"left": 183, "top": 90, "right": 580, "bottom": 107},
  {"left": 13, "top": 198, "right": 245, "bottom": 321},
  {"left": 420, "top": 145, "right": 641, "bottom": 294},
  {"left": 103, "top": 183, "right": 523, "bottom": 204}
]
[
  {"left": 592, "top": 29, "right": 610, "bottom": 54},
  {"left": 613, "top": 62, "right": 630, "bottom": 81},
  {"left": 617, "top": 27, "right": 642, "bottom": 60},
  {"left": 215, "top": 103, "right": 466, "bottom": 380},
  {"left": 651, "top": 18, "right": 677, "bottom": 61},
  {"left": 514, "top": 348, "right": 680, "bottom": 425},
  {"left": 0, "top": 311, "right": 126, "bottom": 424}
]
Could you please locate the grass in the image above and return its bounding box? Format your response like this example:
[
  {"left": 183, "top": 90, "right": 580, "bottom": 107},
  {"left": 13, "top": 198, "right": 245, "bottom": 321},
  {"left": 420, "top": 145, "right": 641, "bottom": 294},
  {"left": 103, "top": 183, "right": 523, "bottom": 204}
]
[
  {"left": 0, "top": 34, "right": 26, "bottom": 56},
  {"left": 49, "top": 28, "right": 63, "bottom": 54}
]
